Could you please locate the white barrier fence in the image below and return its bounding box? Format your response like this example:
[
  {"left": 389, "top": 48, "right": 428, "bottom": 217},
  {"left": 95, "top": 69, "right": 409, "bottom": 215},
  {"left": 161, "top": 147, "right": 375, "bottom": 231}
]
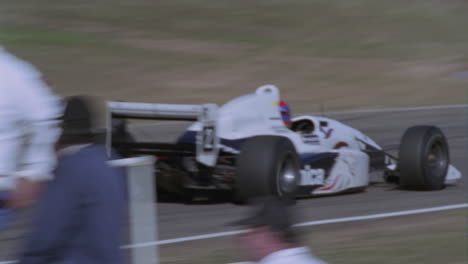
[{"left": 109, "top": 156, "right": 159, "bottom": 264}]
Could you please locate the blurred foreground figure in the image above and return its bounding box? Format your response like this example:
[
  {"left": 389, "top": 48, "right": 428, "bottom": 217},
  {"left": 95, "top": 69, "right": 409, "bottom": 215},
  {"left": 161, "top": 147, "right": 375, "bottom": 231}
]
[
  {"left": 229, "top": 197, "right": 328, "bottom": 264},
  {"left": 0, "top": 46, "right": 61, "bottom": 209},
  {"left": 19, "top": 96, "right": 125, "bottom": 264}
]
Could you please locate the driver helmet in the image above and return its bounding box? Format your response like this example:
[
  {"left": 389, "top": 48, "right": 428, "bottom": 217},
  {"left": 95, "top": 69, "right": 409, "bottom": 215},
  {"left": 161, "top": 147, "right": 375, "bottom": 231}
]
[{"left": 278, "top": 100, "right": 292, "bottom": 128}]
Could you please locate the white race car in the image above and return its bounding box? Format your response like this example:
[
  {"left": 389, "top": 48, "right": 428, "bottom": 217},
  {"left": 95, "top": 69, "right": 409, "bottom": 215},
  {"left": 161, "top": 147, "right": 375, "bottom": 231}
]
[{"left": 108, "top": 85, "right": 462, "bottom": 201}]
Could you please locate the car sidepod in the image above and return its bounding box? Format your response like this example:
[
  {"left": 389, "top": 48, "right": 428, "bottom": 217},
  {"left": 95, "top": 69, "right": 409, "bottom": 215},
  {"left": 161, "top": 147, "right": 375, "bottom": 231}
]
[{"left": 296, "top": 149, "right": 370, "bottom": 196}]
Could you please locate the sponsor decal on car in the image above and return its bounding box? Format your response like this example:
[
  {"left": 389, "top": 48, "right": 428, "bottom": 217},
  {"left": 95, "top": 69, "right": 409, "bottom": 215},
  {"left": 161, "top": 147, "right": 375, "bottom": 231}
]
[
  {"left": 301, "top": 134, "right": 320, "bottom": 145},
  {"left": 319, "top": 121, "right": 333, "bottom": 139},
  {"left": 299, "top": 166, "right": 325, "bottom": 186}
]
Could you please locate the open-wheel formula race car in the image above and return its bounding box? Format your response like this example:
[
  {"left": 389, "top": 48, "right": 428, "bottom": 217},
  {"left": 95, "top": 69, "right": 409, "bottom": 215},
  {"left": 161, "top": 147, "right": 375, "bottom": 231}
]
[{"left": 107, "top": 85, "right": 462, "bottom": 202}]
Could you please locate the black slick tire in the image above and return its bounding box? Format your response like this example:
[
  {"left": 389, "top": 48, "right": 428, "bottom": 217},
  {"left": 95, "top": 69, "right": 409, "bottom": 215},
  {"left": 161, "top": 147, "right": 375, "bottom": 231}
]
[
  {"left": 235, "top": 136, "right": 300, "bottom": 201},
  {"left": 398, "top": 125, "right": 449, "bottom": 190}
]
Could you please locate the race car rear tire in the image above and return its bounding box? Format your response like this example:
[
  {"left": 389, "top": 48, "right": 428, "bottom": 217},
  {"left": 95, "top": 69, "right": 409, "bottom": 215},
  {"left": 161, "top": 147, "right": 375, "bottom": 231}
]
[
  {"left": 235, "top": 136, "right": 300, "bottom": 201},
  {"left": 398, "top": 125, "right": 449, "bottom": 190}
]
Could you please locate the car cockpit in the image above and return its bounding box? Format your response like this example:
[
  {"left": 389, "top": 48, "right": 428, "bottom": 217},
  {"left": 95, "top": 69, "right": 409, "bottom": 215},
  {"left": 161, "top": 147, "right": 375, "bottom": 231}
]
[{"left": 291, "top": 119, "right": 315, "bottom": 134}]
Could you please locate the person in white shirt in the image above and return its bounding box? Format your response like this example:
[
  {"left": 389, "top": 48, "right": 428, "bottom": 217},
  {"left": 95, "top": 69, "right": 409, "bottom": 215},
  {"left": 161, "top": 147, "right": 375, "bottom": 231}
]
[
  {"left": 0, "top": 46, "right": 62, "bottom": 209},
  {"left": 228, "top": 196, "right": 328, "bottom": 264}
]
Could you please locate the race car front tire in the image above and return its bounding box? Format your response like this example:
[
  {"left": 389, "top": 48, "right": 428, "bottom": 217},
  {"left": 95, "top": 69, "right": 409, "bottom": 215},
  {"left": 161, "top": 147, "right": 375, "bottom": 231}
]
[
  {"left": 235, "top": 136, "right": 300, "bottom": 202},
  {"left": 398, "top": 125, "right": 449, "bottom": 190}
]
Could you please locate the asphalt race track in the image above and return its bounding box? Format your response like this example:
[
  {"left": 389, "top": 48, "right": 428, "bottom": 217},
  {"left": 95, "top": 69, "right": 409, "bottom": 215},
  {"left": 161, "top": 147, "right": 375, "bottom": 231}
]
[{"left": 0, "top": 106, "right": 466, "bottom": 261}]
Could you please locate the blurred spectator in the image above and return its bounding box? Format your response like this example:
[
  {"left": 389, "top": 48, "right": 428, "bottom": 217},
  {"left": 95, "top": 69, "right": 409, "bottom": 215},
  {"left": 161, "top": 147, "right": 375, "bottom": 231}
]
[
  {"left": 228, "top": 196, "right": 328, "bottom": 264},
  {"left": 18, "top": 96, "right": 126, "bottom": 264},
  {"left": 0, "top": 46, "right": 61, "bottom": 211}
]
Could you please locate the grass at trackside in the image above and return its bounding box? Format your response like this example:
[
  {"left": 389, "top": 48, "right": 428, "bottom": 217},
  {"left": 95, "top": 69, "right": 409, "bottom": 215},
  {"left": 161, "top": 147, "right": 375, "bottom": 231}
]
[
  {"left": 0, "top": 0, "right": 467, "bottom": 112},
  {"left": 307, "top": 209, "right": 467, "bottom": 264},
  {"left": 1, "top": 1, "right": 467, "bottom": 60},
  {"left": 158, "top": 209, "right": 467, "bottom": 264}
]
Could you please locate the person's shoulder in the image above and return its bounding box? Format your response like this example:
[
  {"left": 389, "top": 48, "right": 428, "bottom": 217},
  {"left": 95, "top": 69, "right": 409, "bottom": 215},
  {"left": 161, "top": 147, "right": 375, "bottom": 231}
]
[
  {"left": 57, "top": 145, "right": 103, "bottom": 166},
  {"left": 55, "top": 145, "right": 113, "bottom": 184},
  {"left": 293, "top": 247, "right": 328, "bottom": 264},
  {"left": 260, "top": 247, "right": 327, "bottom": 264},
  {"left": 73, "top": 144, "right": 108, "bottom": 160},
  {"left": 0, "top": 48, "right": 41, "bottom": 79}
]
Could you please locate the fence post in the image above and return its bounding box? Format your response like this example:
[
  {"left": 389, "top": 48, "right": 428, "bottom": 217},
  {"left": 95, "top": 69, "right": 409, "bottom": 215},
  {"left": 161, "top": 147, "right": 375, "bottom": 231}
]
[{"left": 109, "top": 156, "right": 158, "bottom": 264}]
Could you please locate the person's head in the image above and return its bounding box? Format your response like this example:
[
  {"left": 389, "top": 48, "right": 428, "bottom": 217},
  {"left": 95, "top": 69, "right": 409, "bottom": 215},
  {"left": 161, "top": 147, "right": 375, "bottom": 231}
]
[
  {"left": 230, "top": 196, "right": 297, "bottom": 261},
  {"left": 278, "top": 100, "right": 292, "bottom": 128},
  {"left": 57, "top": 95, "right": 107, "bottom": 149}
]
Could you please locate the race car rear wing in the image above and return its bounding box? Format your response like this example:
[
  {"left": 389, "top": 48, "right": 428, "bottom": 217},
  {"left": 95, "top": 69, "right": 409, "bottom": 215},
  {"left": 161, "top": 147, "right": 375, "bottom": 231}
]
[{"left": 106, "top": 101, "right": 220, "bottom": 167}]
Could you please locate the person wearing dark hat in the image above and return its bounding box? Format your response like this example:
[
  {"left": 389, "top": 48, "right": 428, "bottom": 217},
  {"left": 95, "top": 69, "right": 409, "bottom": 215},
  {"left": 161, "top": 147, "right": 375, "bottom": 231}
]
[
  {"left": 18, "top": 96, "right": 126, "bottom": 264},
  {"left": 228, "top": 196, "right": 328, "bottom": 264}
]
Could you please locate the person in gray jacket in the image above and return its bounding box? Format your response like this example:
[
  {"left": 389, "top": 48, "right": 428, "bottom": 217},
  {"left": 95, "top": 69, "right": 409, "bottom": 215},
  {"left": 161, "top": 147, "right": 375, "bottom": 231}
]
[
  {"left": 18, "top": 96, "right": 126, "bottom": 264},
  {"left": 228, "top": 196, "right": 328, "bottom": 264}
]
